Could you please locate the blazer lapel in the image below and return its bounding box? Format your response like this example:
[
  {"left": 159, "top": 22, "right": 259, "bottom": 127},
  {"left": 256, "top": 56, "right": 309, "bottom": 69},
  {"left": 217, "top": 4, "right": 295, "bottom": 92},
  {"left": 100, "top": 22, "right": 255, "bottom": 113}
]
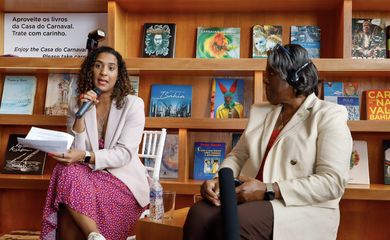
[
  {"left": 105, "top": 100, "right": 122, "bottom": 148},
  {"left": 277, "top": 93, "right": 317, "bottom": 140},
  {"left": 85, "top": 106, "right": 99, "bottom": 151}
]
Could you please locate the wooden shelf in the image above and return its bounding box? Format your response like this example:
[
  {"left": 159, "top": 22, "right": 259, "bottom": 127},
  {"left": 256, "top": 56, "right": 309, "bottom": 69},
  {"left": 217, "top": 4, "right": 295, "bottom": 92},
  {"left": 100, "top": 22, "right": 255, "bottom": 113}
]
[
  {"left": 0, "top": 115, "right": 66, "bottom": 126},
  {"left": 3, "top": 58, "right": 390, "bottom": 75},
  {"left": 344, "top": 184, "right": 390, "bottom": 201},
  {"left": 0, "top": 116, "right": 387, "bottom": 132},
  {"left": 1, "top": 174, "right": 389, "bottom": 200},
  {"left": 0, "top": 174, "right": 50, "bottom": 190},
  {"left": 115, "top": 0, "right": 341, "bottom": 13}
]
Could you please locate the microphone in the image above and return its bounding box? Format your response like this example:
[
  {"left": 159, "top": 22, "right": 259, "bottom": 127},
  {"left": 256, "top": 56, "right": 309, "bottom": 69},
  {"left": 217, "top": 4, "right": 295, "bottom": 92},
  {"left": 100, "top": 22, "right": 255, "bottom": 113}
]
[
  {"left": 75, "top": 88, "right": 101, "bottom": 119},
  {"left": 218, "top": 168, "right": 240, "bottom": 240}
]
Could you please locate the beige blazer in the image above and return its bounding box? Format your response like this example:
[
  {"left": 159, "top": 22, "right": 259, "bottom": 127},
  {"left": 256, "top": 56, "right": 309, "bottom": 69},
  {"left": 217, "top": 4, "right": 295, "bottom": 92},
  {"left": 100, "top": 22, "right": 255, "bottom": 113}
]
[
  {"left": 221, "top": 93, "right": 353, "bottom": 240},
  {"left": 67, "top": 95, "right": 149, "bottom": 207}
]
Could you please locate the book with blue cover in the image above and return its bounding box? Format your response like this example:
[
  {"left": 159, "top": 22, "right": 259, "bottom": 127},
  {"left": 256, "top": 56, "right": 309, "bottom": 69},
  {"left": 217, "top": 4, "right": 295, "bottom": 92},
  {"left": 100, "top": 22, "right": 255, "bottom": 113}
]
[
  {"left": 193, "top": 142, "right": 225, "bottom": 180},
  {"left": 149, "top": 84, "right": 192, "bottom": 118},
  {"left": 211, "top": 78, "right": 244, "bottom": 119},
  {"left": 0, "top": 75, "right": 37, "bottom": 114},
  {"left": 290, "top": 25, "right": 321, "bottom": 58}
]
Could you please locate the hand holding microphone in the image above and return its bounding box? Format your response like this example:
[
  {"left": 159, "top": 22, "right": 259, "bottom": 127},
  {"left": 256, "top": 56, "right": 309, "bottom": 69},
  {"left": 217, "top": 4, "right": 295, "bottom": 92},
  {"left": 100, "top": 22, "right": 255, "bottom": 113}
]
[{"left": 76, "top": 87, "right": 101, "bottom": 118}]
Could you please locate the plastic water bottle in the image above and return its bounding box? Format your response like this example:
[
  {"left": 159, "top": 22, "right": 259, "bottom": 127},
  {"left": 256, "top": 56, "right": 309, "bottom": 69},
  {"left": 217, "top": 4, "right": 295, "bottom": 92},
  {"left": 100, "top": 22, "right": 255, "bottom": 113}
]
[{"left": 149, "top": 178, "right": 164, "bottom": 221}]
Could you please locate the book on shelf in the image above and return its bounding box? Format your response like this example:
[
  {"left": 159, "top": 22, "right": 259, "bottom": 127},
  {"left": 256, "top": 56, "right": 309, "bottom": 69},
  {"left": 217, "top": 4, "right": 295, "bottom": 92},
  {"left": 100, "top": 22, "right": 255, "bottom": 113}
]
[
  {"left": 149, "top": 84, "right": 192, "bottom": 118},
  {"left": 384, "top": 140, "right": 390, "bottom": 184},
  {"left": 45, "top": 73, "right": 78, "bottom": 116},
  {"left": 196, "top": 27, "right": 240, "bottom": 58},
  {"left": 141, "top": 23, "right": 176, "bottom": 58},
  {"left": 252, "top": 25, "right": 282, "bottom": 58},
  {"left": 290, "top": 25, "right": 321, "bottom": 58},
  {"left": 232, "top": 133, "right": 242, "bottom": 149},
  {"left": 349, "top": 140, "right": 370, "bottom": 185},
  {"left": 210, "top": 78, "right": 244, "bottom": 119},
  {"left": 365, "top": 90, "right": 390, "bottom": 120},
  {"left": 193, "top": 142, "right": 226, "bottom": 180},
  {"left": 0, "top": 75, "right": 37, "bottom": 115},
  {"left": 1, "top": 134, "right": 47, "bottom": 175},
  {"left": 323, "top": 81, "right": 360, "bottom": 120},
  {"left": 352, "top": 18, "right": 386, "bottom": 59},
  {"left": 129, "top": 76, "right": 139, "bottom": 96},
  {"left": 145, "top": 134, "right": 179, "bottom": 179}
]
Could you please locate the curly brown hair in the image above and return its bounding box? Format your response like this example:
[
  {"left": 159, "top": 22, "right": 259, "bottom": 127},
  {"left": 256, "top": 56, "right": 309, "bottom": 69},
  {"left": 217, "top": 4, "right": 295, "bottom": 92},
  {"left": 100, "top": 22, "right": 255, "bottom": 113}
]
[{"left": 78, "top": 46, "right": 134, "bottom": 109}]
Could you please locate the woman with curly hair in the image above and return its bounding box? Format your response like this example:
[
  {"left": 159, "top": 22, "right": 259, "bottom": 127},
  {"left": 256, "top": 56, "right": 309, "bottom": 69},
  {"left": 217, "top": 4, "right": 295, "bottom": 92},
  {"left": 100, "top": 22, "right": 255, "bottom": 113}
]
[{"left": 41, "top": 46, "right": 148, "bottom": 240}]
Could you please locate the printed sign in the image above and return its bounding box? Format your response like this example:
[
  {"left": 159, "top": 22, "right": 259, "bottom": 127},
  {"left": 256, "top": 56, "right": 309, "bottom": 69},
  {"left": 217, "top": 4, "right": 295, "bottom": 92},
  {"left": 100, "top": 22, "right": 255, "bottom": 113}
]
[{"left": 4, "top": 13, "right": 107, "bottom": 57}]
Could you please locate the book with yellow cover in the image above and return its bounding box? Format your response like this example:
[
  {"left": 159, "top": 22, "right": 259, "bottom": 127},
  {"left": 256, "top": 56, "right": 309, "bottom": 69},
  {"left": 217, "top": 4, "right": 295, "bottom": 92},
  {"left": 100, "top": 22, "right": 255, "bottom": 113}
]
[{"left": 365, "top": 90, "right": 390, "bottom": 120}]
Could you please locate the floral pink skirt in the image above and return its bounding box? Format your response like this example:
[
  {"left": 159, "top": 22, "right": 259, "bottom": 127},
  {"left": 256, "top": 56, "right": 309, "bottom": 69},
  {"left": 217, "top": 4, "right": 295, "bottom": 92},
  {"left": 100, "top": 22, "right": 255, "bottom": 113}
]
[{"left": 41, "top": 163, "right": 144, "bottom": 240}]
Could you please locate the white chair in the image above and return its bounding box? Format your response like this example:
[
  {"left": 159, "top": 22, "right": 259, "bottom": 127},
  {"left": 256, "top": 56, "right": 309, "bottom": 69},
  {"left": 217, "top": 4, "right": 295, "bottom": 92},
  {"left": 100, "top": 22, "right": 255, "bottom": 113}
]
[
  {"left": 139, "top": 128, "right": 167, "bottom": 181},
  {"left": 127, "top": 128, "right": 167, "bottom": 240}
]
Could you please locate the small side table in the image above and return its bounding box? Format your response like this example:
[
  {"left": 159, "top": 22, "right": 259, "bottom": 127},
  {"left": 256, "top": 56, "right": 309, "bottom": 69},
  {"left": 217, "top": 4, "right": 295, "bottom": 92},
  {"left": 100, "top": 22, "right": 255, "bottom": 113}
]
[{"left": 135, "top": 207, "right": 190, "bottom": 240}]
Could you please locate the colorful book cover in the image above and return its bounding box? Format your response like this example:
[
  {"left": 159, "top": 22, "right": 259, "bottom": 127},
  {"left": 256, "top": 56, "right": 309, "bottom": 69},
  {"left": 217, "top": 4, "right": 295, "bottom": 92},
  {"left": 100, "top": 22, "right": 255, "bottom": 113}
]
[
  {"left": 149, "top": 84, "right": 192, "bottom": 118},
  {"left": 142, "top": 23, "right": 176, "bottom": 58},
  {"left": 129, "top": 76, "right": 139, "bottom": 96},
  {"left": 45, "top": 73, "right": 78, "bottom": 116},
  {"left": 352, "top": 18, "right": 386, "bottom": 59},
  {"left": 196, "top": 27, "right": 240, "bottom": 58},
  {"left": 323, "top": 81, "right": 343, "bottom": 103},
  {"left": 145, "top": 134, "right": 179, "bottom": 179},
  {"left": 193, "top": 142, "right": 225, "bottom": 180},
  {"left": 290, "top": 25, "right": 321, "bottom": 58},
  {"left": 384, "top": 140, "right": 390, "bottom": 184},
  {"left": 0, "top": 75, "right": 37, "bottom": 114},
  {"left": 343, "top": 82, "right": 359, "bottom": 96},
  {"left": 1, "top": 134, "right": 47, "bottom": 175},
  {"left": 252, "top": 25, "right": 282, "bottom": 58},
  {"left": 337, "top": 96, "right": 360, "bottom": 120},
  {"left": 349, "top": 140, "right": 370, "bottom": 185},
  {"left": 366, "top": 90, "right": 390, "bottom": 120},
  {"left": 211, "top": 78, "right": 244, "bottom": 119}
]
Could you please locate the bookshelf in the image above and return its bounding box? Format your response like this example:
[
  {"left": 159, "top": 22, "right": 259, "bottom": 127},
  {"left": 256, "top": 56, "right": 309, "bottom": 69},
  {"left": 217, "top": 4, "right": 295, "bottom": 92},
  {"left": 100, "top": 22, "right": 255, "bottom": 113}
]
[{"left": 0, "top": 0, "right": 389, "bottom": 238}]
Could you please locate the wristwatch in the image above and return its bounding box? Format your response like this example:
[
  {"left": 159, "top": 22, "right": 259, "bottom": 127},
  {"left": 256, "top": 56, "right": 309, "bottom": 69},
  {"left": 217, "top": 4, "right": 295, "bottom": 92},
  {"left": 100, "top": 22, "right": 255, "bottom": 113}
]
[
  {"left": 264, "top": 183, "right": 275, "bottom": 201},
  {"left": 84, "top": 151, "right": 91, "bottom": 164}
]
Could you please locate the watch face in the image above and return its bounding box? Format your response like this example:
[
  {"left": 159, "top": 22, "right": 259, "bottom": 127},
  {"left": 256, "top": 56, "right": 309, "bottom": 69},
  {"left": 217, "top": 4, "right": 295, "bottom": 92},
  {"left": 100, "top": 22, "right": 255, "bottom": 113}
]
[{"left": 265, "top": 191, "right": 275, "bottom": 201}]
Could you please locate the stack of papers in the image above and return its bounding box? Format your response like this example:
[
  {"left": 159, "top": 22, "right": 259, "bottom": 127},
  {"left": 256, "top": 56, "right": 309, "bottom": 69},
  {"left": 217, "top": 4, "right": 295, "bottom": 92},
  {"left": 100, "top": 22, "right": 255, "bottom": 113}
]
[{"left": 17, "top": 127, "right": 74, "bottom": 153}]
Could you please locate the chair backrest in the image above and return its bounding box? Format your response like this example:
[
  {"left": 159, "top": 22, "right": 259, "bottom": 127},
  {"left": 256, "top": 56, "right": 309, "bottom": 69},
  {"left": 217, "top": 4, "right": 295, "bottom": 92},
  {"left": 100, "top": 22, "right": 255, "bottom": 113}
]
[{"left": 139, "top": 128, "right": 167, "bottom": 181}]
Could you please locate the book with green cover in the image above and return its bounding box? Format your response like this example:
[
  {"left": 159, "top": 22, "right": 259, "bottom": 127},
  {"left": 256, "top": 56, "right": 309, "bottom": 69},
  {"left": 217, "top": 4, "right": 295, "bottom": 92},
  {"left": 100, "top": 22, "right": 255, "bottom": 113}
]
[{"left": 196, "top": 27, "right": 240, "bottom": 58}]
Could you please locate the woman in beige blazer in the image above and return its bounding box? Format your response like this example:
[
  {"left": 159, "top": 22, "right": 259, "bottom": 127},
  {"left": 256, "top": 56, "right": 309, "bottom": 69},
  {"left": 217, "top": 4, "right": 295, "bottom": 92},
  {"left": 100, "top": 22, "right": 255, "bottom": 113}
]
[
  {"left": 41, "top": 46, "right": 148, "bottom": 240},
  {"left": 184, "top": 44, "right": 353, "bottom": 240}
]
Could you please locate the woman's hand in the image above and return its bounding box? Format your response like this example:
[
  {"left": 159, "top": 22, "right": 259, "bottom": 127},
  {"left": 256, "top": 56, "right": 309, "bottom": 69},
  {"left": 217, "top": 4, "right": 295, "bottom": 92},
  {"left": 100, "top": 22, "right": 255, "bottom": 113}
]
[
  {"left": 200, "top": 178, "right": 221, "bottom": 206},
  {"left": 235, "top": 176, "right": 266, "bottom": 203},
  {"left": 49, "top": 149, "right": 85, "bottom": 165},
  {"left": 79, "top": 89, "right": 100, "bottom": 107}
]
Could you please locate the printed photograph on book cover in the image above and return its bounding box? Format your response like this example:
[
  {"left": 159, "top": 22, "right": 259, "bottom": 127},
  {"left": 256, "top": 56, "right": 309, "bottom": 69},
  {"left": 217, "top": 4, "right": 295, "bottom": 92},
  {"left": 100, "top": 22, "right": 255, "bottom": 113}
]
[
  {"left": 323, "top": 81, "right": 343, "bottom": 103},
  {"left": 149, "top": 84, "right": 192, "bottom": 118},
  {"left": 144, "top": 134, "right": 179, "bottom": 179},
  {"left": 349, "top": 140, "right": 370, "bottom": 185},
  {"left": 142, "top": 23, "right": 176, "bottom": 58},
  {"left": 366, "top": 90, "right": 390, "bottom": 120},
  {"left": 211, "top": 78, "right": 244, "bottom": 119},
  {"left": 193, "top": 142, "right": 225, "bottom": 180},
  {"left": 352, "top": 18, "right": 385, "bottom": 59},
  {"left": 1, "top": 134, "right": 47, "bottom": 175},
  {"left": 129, "top": 76, "right": 139, "bottom": 96},
  {"left": 252, "top": 25, "right": 282, "bottom": 58},
  {"left": 290, "top": 25, "right": 320, "bottom": 58},
  {"left": 196, "top": 27, "right": 240, "bottom": 58},
  {"left": 384, "top": 140, "right": 390, "bottom": 185},
  {"left": 0, "top": 75, "right": 37, "bottom": 114},
  {"left": 45, "top": 73, "right": 78, "bottom": 116}
]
